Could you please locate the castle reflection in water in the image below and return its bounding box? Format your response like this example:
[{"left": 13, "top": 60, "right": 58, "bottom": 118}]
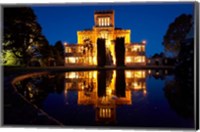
[{"left": 64, "top": 70, "right": 147, "bottom": 123}]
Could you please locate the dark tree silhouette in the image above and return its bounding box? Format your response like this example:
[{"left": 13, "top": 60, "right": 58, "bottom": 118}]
[
  {"left": 151, "top": 52, "right": 165, "bottom": 58},
  {"left": 54, "top": 41, "right": 64, "bottom": 56},
  {"left": 3, "top": 7, "right": 49, "bottom": 65},
  {"left": 162, "top": 14, "right": 192, "bottom": 57},
  {"left": 53, "top": 41, "right": 64, "bottom": 66}
]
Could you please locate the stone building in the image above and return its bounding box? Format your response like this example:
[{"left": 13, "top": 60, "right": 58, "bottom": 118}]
[{"left": 65, "top": 10, "right": 146, "bottom": 66}]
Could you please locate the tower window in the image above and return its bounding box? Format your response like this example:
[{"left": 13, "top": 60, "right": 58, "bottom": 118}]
[
  {"left": 98, "top": 17, "right": 110, "bottom": 26},
  {"left": 98, "top": 18, "right": 101, "bottom": 26}
]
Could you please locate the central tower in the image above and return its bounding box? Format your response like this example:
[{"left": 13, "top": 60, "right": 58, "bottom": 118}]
[
  {"left": 94, "top": 10, "right": 115, "bottom": 27},
  {"left": 93, "top": 10, "right": 116, "bottom": 65}
]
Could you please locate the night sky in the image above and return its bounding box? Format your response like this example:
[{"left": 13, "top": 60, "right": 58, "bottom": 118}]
[{"left": 31, "top": 3, "right": 194, "bottom": 57}]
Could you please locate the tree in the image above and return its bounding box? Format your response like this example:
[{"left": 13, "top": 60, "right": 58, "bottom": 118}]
[
  {"left": 162, "top": 14, "right": 192, "bottom": 57},
  {"left": 54, "top": 41, "right": 64, "bottom": 57},
  {"left": 151, "top": 52, "right": 165, "bottom": 58},
  {"left": 53, "top": 41, "right": 64, "bottom": 66},
  {"left": 3, "top": 7, "right": 49, "bottom": 66}
]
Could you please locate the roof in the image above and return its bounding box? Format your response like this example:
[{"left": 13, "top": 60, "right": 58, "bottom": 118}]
[
  {"left": 83, "top": 28, "right": 92, "bottom": 31},
  {"left": 94, "top": 10, "right": 114, "bottom": 14}
]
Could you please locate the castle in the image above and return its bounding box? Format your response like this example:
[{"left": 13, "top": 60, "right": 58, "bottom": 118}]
[{"left": 64, "top": 10, "right": 146, "bottom": 66}]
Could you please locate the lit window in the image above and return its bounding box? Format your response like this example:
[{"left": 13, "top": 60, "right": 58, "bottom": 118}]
[
  {"left": 65, "top": 58, "right": 68, "bottom": 63},
  {"left": 65, "top": 47, "right": 71, "bottom": 53},
  {"left": 68, "top": 57, "right": 76, "bottom": 63},
  {"left": 68, "top": 72, "right": 77, "bottom": 78},
  {"left": 126, "top": 56, "right": 132, "bottom": 63},
  {"left": 132, "top": 47, "right": 137, "bottom": 51},
  {"left": 134, "top": 71, "right": 145, "bottom": 78},
  {"left": 102, "top": 18, "right": 104, "bottom": 26},
  {"left": 108, "top": 17, "right": 110, "bottom": 26},
  {"left": 134, "top": 56, "right": 145, "bottom": 63},
  {"left": 141, "top": 46, "right": 145, "bottom": 52},
  {"left": 126, "top": 71, "right": 132, "bottom": 78},
  {"left": 98, "top": 18, "right": 101, "bottom": 26}
]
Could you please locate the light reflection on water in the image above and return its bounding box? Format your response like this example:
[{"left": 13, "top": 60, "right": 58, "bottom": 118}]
[{"left": 13, "top": 69, "right": 194, "bottom": 128}]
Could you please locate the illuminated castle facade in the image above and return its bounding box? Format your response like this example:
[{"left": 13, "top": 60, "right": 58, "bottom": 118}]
[{"left": 65, "top": 10, "right": 146, "bottom": 66}]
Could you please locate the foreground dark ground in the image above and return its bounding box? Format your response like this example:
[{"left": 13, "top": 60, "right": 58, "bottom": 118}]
[{"left": 3, "top": 68, "right": 63, "bottom": 126}]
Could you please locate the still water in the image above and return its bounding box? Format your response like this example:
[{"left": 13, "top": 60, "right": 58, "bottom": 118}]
[{"left": 13, "top": 69, "right": 194, "bottom": 128}]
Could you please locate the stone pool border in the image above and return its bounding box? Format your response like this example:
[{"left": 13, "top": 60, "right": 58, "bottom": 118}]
[{"left": 3, "top": 71, "right": 63, "bottom": 127}]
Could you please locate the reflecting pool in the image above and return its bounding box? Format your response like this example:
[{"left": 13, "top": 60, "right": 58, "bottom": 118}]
[{"left": 13, "top": 69, "right": 194, "bottom": 128}]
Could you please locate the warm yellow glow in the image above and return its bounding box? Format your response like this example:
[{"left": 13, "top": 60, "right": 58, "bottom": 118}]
[
  {"left": 63, "top": 9, "right": 149, "bottom": 120},
  {"left": 134, "top": 71, "right": 145, "bottom": 78},
  {"left": 143, "top": 89, "right": 147, "bottom": 95},
  {"left": 126, "top": 56, "right": 132, "bottom": 63},
  {"left": 104, "top": 18, "right": 107, "bottom": 26},
  {"left": 125, "top": 70, "right": 145, "bottom": 78},
  {"left": 29, "top": 93, "right": 33, "bottom": 98},
  {"left": 148, "top": 70, "right": 151, "bottom": 74},
  {"left": 70, "top": 10, "right": 147, "bottom": 66},
  {"left": 132, "top": 47, "right": 137, "bottom": 51},
  {"left": 65, "top": 82, "right": 72, "bottom": 90},
  {"left": 89, "top": 57, "right": 93, "bottom": 64},
  {"left": 126, "top": 71, "right": 132, "bottom": 78},
  {"left": 125, "top": 56, "right": 146, "bottom": 64},
  {"left": 68, "top": 57, "right": 76, "bottom": 63},
  {"left": 113, "top": 57, "right": 116, "bottom": 65},
  {"left": 102, "top": 18, "right": 104, "bottom": 26},
  {"left": 110, "top": 71, "right": 116, "bottom": 91},
  {"left": 64, "top": 69, "right": 147, "bottom": 122},
  {"left": 106, "top": 88, "right": 112, "bottom": 96},
  {"left": 68, "top": 72, "right": 77, "bottom": 78},
  {"left": 28, "top": 86, "right": 32, "bottom": 91},
  {"left": 98, "top": 18, "right": 101, "bottom": 26},
  {"left": 99, "top": 108, "right": 111, "bottom": 118},
  {"left": 133, "top": 82, "right": 138, "bottom": 87},
  {"left": 93, "top": 57, "right": 97, "bottom": 65},
  {"left": 134, "top": 56, "right": 145, "bottom": 63},
  {"left": 133, "top": 45, "right": 141, "bottom": 51},
  {"left": 65, "top": 47, "right": 72, "bottom": 53},
  {"left": 156, "top": 71, "right": 159, "bottom": 75},
  {"left": 102, "top": 109, "right": 105, "bottom": 117},
  {"left": 106, "top": 39, "right": 111, "bottom": 47},
  {"left": 131, "top": 82, "right": 144, "bottom": 90},
  {"left": 92, "top": 71, "right": 97, "bottom": 78},
  {"left": 141, "top": 45, "right": 145, "bottom": 52},
  {"left": 81, "top": 85, "right": 84, "bottom": 90},
  {"left": 107, "top": 17, "right": 110, "bottom": 26}
]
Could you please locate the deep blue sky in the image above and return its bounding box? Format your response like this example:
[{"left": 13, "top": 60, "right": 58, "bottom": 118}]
[{"left": 31, "top": 3, "right": 194, "bottom": 57}]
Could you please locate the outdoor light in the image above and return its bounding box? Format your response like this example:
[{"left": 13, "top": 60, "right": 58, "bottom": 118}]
[
  {"left": 142, "top": 40, "right": 146, "bottom": 44},
  {"left": 64, "top": 42, "right": 68, "bottom": 46}
]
